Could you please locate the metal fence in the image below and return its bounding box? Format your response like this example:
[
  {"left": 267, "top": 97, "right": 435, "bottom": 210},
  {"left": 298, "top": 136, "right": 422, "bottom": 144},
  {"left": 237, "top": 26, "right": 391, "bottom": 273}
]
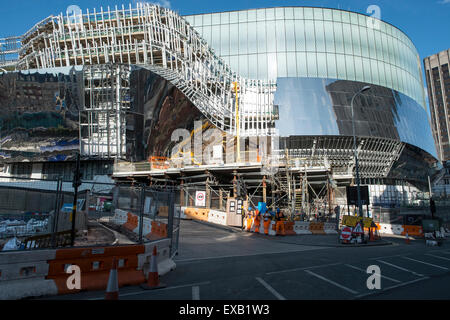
[{"left": 0, "top": 176, "right": 179, "bottom": 256}]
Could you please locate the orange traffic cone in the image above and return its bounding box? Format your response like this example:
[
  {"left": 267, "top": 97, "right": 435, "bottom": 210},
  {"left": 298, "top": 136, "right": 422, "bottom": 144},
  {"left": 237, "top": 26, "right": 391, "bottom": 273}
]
[
  {"left": 405, "top": 232, "right": 410, "bottom": 244},
  {"left": 105, "top": 257, "right": 119, "bottom": 300},
  {"left": 140, "top": 246, "right": 166, "bottom": 290}
]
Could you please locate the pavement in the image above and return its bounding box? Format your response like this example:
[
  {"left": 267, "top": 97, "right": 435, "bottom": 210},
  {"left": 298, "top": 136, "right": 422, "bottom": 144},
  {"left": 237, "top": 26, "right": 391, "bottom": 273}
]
[{"left": 41, "top": 219, "right": 450, "bottom": 300}]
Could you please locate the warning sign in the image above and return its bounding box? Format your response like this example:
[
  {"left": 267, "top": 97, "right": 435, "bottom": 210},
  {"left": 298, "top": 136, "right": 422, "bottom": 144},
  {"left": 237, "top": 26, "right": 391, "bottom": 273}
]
[
  {"left": 195, "top": 191, "right": 206, "bottom": 207},
  {"left": 340, "top": 226, "right": 353, "bottom": 240},
  {"left": 352, "top": 222, "right": 364, "bottom": 235},
  {"left": 342, "top": 215, "right": 373, "bottom": 228}
]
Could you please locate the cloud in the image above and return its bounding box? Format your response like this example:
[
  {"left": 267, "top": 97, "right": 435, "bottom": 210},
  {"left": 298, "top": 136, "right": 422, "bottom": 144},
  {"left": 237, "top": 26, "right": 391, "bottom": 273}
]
[
  {"left": 133, "top": 0, "right": 172, "bottom": 9},
  {"left": 438, "top": 0, "right": 450, "bottom": 4}
]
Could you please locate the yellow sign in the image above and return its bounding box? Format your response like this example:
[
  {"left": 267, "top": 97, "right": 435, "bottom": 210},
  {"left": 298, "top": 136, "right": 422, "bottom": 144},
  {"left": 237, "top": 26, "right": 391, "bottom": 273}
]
[{"left": 342, "top": 215, "right": 373, "bottom": 228}]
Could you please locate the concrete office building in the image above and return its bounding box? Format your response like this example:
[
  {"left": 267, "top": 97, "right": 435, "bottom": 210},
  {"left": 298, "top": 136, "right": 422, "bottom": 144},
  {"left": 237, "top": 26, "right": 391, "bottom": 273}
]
[{"left": 0, "top": 4, "right": 440, "bottom": 217}]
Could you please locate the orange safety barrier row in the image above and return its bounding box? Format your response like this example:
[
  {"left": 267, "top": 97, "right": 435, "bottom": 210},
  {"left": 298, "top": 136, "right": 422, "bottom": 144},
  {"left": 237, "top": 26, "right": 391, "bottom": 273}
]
[
  {"left": 402, "top": 225, "right": 424, "bottom": 237},
  {"left": 145, "top": 221, "right": 169, "bottom": 241},
  {"left": 184, "top": 207, "right": 210, "bottom": 222},
  {"left": 46, "top": 245, "right": 146, "bottom": 295},
  {"left": 284, "top": 222, "right": 296, "bottom": 235},
  {"left": 309, "top": 222, "right": 325, "bottom": 235},
  {"left": 122, "top": 212, "right": 139, "bottom": 232}
]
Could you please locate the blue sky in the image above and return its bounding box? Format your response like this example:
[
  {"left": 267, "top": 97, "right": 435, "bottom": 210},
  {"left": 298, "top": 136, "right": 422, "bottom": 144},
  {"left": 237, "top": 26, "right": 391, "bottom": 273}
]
[{"left": 1, "top": 0, "right": 449, "bottom": 59}]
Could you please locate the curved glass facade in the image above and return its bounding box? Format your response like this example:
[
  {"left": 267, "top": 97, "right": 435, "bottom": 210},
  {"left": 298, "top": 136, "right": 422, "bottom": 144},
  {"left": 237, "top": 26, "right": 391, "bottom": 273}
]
[{"left": 185, "top": 7, "right": 426, "bottom": 109}]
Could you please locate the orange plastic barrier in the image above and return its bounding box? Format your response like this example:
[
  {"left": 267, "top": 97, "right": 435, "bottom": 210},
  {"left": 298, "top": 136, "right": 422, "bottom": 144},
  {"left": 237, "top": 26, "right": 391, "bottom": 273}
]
[
  {"left": 309, "top": 222, "right": 325, "bottom": 235},
  {"left": 122, "top": 212, "right": 138, "bottom": 232},
  {"left": 146, "top": 221, "right": 169, "bottom": 240},
  {"left": 275, "top": 221, "right": 285, "bottom": 235},
  {"left": 46, "top": 245, "right": 146, "bottom": 295},
  {"left": 263, "top": 219, "right": 272, "bottom": 235},
  {"left": 402, "top": 225, "right": 424, "bottom": 237},
  {"left": 284, "top": 222, "right": 296, "bottom": 235},
  {"left": 184, "top": 208, "right": 210, "bottom": 222}
]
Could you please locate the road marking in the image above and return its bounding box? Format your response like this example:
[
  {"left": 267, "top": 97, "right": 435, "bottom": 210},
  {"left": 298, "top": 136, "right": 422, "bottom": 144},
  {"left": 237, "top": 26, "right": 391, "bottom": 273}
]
[
  {"left": 426, "top": 254, "right": 450, "bottom": 261},
  {"left": 266, "top": 262, "right": 342, "bottom": 275},
  {"left": 402, "top": 256, "right": 448, "bottom": 270},
  {"left": 192, "top": 286, "right": 200, "bottom": 300},
  {"left": 255, "top": 277, "right": 286, "bottom": 300},
  {"left": 344, "top": 264, "right": 401, "bottom": 283},
  {"left": 89, "top": 281, "right": 211, "bottom": 300},
  {"left": 304, "top": 270, "right": 359, "bottom": 295},
  {"left": 354, "top": 276, "right": 430, "bottom": 299},
  {"left": 377, "top": 260, "right": 424, "bottom": 277},
  {"left": 369, "top": 254, "right": 407, "bottom": 260}
]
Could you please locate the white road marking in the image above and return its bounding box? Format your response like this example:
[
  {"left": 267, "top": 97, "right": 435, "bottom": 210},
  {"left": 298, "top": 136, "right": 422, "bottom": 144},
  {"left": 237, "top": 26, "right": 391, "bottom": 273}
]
[
  {"left": 377, "top": 260, "right": 424, "bottom": 277},
  {"left": 345, "top": 264, "right": 401, "bottom": 283},
  {"left": 255, "top": 277, "right": 286, "bottom": 300},
  {"left": 89, "top": 281, "right": 211, "bottom": 300},
  {"left": 192, "top": 286, "right": 200, "bottom": 300},
  {"left": 265, "top": 262, "right": 342, "bottom": 275},
  {"left": 304, "top": 270, "right": 359, "bottom": 295},
  {"left": 426, "top": 253, "right": 450, "bottom": 261},
  {"left": 402, "top": 256, "right": 448, "bottom": 270},
  {"left": 354, "top": 277, "right": 430, "bottom": 299}
]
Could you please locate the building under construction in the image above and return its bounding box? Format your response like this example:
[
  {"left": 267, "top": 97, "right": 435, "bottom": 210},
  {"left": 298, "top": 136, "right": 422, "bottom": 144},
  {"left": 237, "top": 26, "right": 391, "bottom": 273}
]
[{"left": 0, "top": 4, "right": 440, "bottom": 220}]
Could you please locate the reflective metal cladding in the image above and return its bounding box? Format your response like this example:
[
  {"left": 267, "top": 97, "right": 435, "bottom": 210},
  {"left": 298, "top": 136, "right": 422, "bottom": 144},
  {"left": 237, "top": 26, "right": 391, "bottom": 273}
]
[{"left": 274, "top": 77, "right": 437, "bottom": 158}]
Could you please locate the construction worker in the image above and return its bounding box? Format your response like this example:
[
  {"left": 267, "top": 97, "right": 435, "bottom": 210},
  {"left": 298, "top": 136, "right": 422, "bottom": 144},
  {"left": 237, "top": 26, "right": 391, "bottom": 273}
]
[
  {"left": 262, "top": 209, "right": 272, "bottom": 235},
  {"left": 275, "top": 208, "right": 286, "bottom": 236},
  {"left": 253, "top": 209, "right": 261, "bottom": 233},
  {"left": 246, "top": 207, "right": 254, "bottom": 231}
]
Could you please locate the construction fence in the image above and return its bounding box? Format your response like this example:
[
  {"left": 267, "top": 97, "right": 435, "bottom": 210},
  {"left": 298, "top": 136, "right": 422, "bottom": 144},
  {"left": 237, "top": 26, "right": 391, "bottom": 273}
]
[{"left": 0, "top": 176, "right": 179, "bottom": 257}]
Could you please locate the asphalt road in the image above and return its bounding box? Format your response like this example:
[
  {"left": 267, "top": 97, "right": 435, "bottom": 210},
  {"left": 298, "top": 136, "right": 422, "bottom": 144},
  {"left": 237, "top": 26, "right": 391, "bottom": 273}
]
[{"left": 44, "top": 220, "right": 450, "bottom": 300}]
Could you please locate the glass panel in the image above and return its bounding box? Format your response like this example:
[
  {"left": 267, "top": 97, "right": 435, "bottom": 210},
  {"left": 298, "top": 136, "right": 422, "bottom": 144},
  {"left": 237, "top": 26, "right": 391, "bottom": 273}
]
[
  {"left": 285, "top": 7, "right": 294, "bottom": 19},
  {"left": 202, "top": 25, "right": 212, "bottom": 46},
  {"left": 277, "top": 52, "right": 287, "bottom": 77},
  {"left": 256, "top": 21, "right": 266, "bottom": 53},
  {"left": 358, "top": 14, "right": 366, "bottom": 27},
  {"left": 294, "top": 7, "right": 303, "bottom": 19},
  {"left": 324, "top": 21, "right": 335, "bottom": 53},
  {"left": 239, "top": 10, "right": 248, "bottom": 23},
  {"left": 345, "top": 55, "right": 355, "bottom": 80},
  {"left": 266, "top": 8, "right": 275, "bottom": 20},
  {"left": 354, "top": 56, "right": 363, "bottom": 82},
  {"left": 211, "top": 25, "right": 221, "bottom": 53},
  {"left": 350, "top": 13, "right": 359, "bottom": 25},
  {"left": 305, "top": 20, "right": 315, "bottom": 51},
  {"left": 229, "top": 55, "right": 239, "bottom": 73},
  {"left": 296, "top": 52, "right": 307, "bottom": 77},
  {"left": 247, "top": 9, "right": 256, "bottom": 22},
  {"left": 362, "top": 57, "right": 372, "bottom": 83},
  {"left": 230, "top": 24, "right": 239, "bottom": 55},
  {"left": 334, "top": 22, "right": 344, "bottom": 54},
  {"left": 326, "top": 53, "right": 337, "bottom": 79},
  {"left": 194, "top": 15, "right": 203, "bottom": 26},
  {"left": 256, "top": 8, "right": 265, "bottom": 21},
  {"left": 315, "top": 20, "right": 325, "bottom": 52},
  {"left": 374, "top": 30, "right": 383, "bottom": 61},
  {"left": 221, "top": 12, "right": 229, "bottom": 24},
  {"left": 341, "top": 11, "right": 350, "bottom": 23},
  {"left": 367, "top": 27, "right": 376, "bottom": 59},
  {"left": 230, "top": 11, "right": 238, "bottom": 23},
  {"left": 323, "top": 9, "right": 333, "bottom": 21},
  {"left": 211, "top": 13, "right": 220, "bottom": 25},
  {"left": 342, "top": 23, "right": 353, "bottom": 55},
  {"left": 307, "top": 52, "right": 317, "bottom": 77},
  {"left": 276, "top": 20, "right": 286, "bottom": 52},
  {"left": 359, "top": 26, "right": 369, "bottom": 57},
  {"left": 266, "top": 21, "right": 276, "bottom": 52},
  {"left": 248, "top": 22, "right": 257, "bottom": 54},
  {"left": 257, "top": 53, "right": 268, "bottom": 79},
  {"left": 267, "top": 52, "right": 277, "bottom": 79},
  {"left": 287, "top": 52, "right": 297, "bottom": 77},
  {"left": 285, "top": 20, "right": 295, "bottom": 51},
  {"left": 203, "top": 14, "right": 211, "bottom": 26},
  {"left": 371, "top": 59, "right": 379, "bottom": 83},
  {"left": 248, "top": 54, "right": 258, "bottom": 78},
  {"left": 336, "top": 54, "right": 347, "bottom": 79},
  {"left": 275, "top": 7, "right": 284, "bottom": 20},
  {"left": 304, "top": 8, "right": 314, "bottom": 19},
  {"left": 384, "top": 63, "right": 392, "bottom": 88},
  {"left": 317, "top": 52, "right": 327, "bottom": 78},
  {"left": 239, "top": 54, "right": 248, "bottom": 77},
  {"left": 221, "top": 24, "right": 230, "bottom": 56},
  {"left": 313, "top": 8, "right": 323, "bottom": 20},
  {"left": 239, "top": 23, "right": 248, "bottom": 55},
  {"left": 295, "top": 19, "right": 306, "bottom": 51},
  {"left": 351, "top": 24, "right": 361, "bottom": 56},
  {"left": 332, "top": 9, "right": 342, "bottom": 22}
]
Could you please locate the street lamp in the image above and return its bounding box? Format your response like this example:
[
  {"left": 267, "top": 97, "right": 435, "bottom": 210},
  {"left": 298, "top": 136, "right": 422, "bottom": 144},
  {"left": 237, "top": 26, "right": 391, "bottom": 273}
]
[{"left": 351, "top": 85, "right": 371, "bottom": 219}]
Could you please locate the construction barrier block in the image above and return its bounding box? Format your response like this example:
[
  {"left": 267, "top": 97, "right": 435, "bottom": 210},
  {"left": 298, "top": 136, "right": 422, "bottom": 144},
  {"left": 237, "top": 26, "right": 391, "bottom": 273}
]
[
  {"left": 294, "top": 222, "right": 312, "bottom": 235},
  {"left": 402, "top": 225, "right": 424, "bottom": 237},
  {"left": 309, "top": 222, "right": 325, "bottom": 235}
]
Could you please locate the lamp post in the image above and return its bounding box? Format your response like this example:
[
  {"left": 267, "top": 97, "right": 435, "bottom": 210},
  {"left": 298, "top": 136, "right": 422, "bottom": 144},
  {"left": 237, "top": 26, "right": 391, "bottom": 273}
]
[{"left": 351, "top": 85, "right": 371, "bottom": 219}]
